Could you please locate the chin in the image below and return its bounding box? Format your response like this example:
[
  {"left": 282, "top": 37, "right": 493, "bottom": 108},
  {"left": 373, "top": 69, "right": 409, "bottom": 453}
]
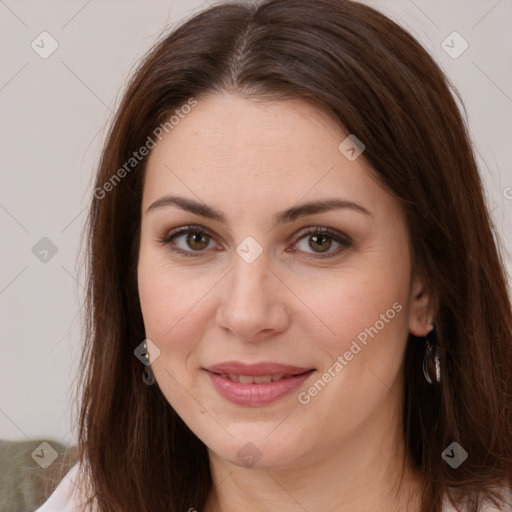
[{"left": 201, "top": 426, "right": 311, "bottom": 471}]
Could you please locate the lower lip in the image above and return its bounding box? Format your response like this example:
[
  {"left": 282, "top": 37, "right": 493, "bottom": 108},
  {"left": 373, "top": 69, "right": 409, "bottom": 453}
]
[{"left": 205, "top": 370, "right": 315, "bottom": 406}]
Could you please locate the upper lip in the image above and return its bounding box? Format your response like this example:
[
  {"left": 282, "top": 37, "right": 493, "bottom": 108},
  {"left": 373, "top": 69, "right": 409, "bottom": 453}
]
[{"left": 205, "top": 361, "right": 314, "bottom": 376}]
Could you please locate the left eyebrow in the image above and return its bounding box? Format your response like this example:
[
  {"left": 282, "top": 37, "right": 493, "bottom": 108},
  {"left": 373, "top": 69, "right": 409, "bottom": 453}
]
[
  {"left": 145, "top": 194, "right": 372, "bottom": 223},
  {"left": 273, "top": 198, "right": 372, "bottom": 223}
]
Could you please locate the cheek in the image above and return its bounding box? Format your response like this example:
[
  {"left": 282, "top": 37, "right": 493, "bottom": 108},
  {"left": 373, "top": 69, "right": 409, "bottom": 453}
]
[
  {"left": 137, "top": 249, "right": 214, "bottom": 357},
  {"left": 294, "top": 276, "right": 409, "bottom": 429},
  {"left": 137, "top": 259, "right": 172, "bottom": 340},
  {"left": 287, "top": 259, "right": 410, "bottom": 358}
]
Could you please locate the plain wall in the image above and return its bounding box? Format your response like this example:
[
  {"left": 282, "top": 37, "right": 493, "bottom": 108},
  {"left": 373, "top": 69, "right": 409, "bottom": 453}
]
[{"left": 1, "top": 0, "right": 511, "bottom": 447}]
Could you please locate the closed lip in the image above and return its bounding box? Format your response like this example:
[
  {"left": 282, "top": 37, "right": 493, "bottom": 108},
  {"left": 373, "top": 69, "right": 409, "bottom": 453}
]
[{"left": 204, "top": 361, "right": 314, "bottom": 376}]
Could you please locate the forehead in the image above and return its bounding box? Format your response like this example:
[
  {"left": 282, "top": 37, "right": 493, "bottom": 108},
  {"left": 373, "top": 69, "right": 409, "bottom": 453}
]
[
  {"left": 142, "top": 93, "right": 393, "bottom": 221},
  {"left": 148, "top": 93, "right": 344, "bottom": 164}
]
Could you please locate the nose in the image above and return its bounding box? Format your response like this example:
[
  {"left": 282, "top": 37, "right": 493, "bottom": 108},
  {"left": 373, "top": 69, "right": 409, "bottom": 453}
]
[{"left": 215, "top": 254, "right": 290, "bottom": 342}]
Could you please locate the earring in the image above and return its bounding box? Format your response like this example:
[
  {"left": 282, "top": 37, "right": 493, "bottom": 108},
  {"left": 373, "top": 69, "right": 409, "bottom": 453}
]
[
  {"left": 423, "top": 326, "right": 441, "bottom": 384},
  {"left": 143, "top": 341, "right": 150, "bottom": 364},
  {"left": 143, "top": 366, "right": 155, "bottom": 386},
  {"left": 142, "top": 340, "right": 155, "bottom": 385}
]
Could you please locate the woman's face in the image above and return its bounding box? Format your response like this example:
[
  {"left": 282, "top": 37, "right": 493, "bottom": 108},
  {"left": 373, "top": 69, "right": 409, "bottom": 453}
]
[{"left": 137, "top": 93, "right": 433, "bottom": 470}]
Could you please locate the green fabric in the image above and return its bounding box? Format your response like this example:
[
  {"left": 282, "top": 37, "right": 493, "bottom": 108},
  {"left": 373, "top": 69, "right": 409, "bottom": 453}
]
[{"left": 0, "top": 439, "right": 78, "bottom": 512}]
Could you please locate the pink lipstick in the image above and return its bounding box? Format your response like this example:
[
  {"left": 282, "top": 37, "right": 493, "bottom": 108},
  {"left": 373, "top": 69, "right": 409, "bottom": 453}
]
[{"left": 204, "top": 361, "right": 315, "bottom": 406}]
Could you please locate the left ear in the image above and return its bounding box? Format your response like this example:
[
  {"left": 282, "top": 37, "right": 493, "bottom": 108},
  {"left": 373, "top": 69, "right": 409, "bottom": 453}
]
[{"left": 408, "top": 272, "right": 437, "bottom": 337}]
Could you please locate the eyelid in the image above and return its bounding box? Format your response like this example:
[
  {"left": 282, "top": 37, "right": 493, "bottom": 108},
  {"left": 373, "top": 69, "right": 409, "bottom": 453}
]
[
  {"left": 288, "top": 226, "right": 352, "bottom": 259},
  {"left": 158, "top": 224, "right": 353, "bottom": 258},
  {"left": 159, "top": 225, "right": 220, "bottom": 257}
]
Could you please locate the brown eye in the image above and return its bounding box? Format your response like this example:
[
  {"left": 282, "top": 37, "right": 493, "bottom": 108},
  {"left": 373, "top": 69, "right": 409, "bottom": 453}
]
[
  {"left": 186, "top": 231, "right": 210, "bottom": 251},
  {"left": 161, "top": 225, "right": 351, "bottom": 260},
  {"left": 293, "top": 227, "right": 352, "bottom": 258},
  {"left": 308, "top": 234, "right": 332, "bottom": 253},
  {"left": 160, "top": 226, "right": 217, "bottom": 257}
]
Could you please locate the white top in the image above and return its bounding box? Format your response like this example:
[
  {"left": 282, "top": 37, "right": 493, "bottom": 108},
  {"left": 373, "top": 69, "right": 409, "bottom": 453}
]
[
  {"left": 35, "top": 463, "right": 512, "bottom": 511},
  {"left": 35, "top": 463, "right": 86, "bottom": 512}
]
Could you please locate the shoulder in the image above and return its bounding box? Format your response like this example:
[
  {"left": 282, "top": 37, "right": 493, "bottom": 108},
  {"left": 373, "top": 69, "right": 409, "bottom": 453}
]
[
  {"left": 443, "top": 486, "right": 512, "bottom": 512},
  {"left": 34, "top": 462, "right": 95, "bottom": 512}
]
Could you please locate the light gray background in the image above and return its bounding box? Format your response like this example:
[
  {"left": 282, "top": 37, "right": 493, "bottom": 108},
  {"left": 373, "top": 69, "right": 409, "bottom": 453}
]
[{"left": 1, "top": 0, "right": 511, "bottom": 446}]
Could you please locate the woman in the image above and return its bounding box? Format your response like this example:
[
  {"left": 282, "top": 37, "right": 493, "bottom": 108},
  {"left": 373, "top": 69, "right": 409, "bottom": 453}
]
[{"left": 36, "top": 0, "right": 512, "bottom": 511}]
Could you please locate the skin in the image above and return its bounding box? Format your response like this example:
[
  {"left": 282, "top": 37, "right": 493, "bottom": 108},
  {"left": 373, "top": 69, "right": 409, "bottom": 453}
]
[{"left": 137, "top": 93, "right": 435, "bottom": 512}]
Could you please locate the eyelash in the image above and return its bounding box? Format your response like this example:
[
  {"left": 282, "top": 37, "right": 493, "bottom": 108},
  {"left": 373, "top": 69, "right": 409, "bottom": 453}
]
[{"left": 158, "top": 225, "right": 353, "bottom": 260}]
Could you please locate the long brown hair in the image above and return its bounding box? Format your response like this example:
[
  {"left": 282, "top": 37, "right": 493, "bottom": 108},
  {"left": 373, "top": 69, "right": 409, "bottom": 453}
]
[{"left": 74, "top": 1, "right": 512, "bottom": 510}]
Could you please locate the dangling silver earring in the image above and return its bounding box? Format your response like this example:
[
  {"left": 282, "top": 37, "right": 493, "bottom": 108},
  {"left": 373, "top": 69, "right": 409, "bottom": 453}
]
[
  {"left": 141, "top": 340, "right": 155, "bottom": 385},
  {"left": 423, "top": 326, "right": 441, "bottom": 384}
]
